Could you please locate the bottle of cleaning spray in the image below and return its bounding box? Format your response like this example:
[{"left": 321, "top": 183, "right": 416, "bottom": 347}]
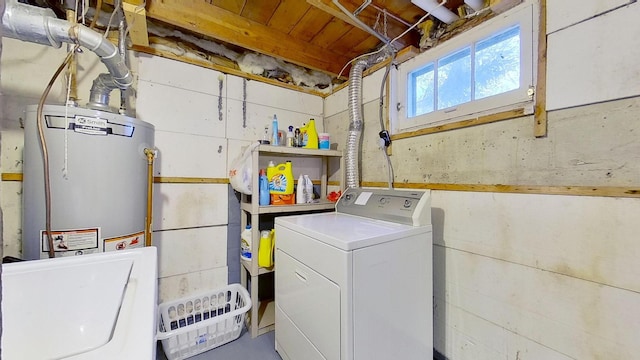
[{"left": 271, "top": 114, "right": 280, "bottom": 146}]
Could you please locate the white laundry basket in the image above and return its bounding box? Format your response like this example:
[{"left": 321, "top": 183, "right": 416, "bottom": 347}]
[{"left": 157, "top": 283, "right": 251, "bottom": 360}]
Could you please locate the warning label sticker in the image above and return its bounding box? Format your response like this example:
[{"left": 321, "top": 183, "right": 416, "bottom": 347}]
[
  {"left": 41, "top": 228, "right": 100, "bottom": 257},
  {"left": 103, "top": 231, "right": 144, "bottom": 252}
]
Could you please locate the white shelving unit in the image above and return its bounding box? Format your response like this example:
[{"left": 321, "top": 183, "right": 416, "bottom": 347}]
[{"left": 240, "top": 144, "right": 343, "bottom": 338}]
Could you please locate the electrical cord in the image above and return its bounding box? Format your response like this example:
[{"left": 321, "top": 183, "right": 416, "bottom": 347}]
[{"left": 378, "top": 51, "right": 396, "bottom": 188}]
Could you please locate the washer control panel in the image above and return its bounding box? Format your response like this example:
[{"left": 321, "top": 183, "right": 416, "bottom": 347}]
[{"left": 336, "top": 188, "right": 431, "bottom": 226}]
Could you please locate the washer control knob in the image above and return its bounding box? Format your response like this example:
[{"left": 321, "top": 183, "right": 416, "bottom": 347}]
[{"left": 404, "top": 199, "right": 412, "bottom": 208}]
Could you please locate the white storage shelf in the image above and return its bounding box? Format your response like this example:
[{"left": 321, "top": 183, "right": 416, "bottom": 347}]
[{"left": 239, "top": 144, "right": 343, "bottom": 338}]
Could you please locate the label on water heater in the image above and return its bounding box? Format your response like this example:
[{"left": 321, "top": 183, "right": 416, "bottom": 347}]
[
  {"left": 103, "top": 231, "right": 145, "bottom": 252},
  {"left": 40, "top": 227, "right": 100, "bottom": 257},
  {"left": 74, "top": 116, "right": 108, "bottom": 135}
]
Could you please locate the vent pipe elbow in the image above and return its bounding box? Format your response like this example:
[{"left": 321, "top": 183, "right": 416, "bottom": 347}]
[
  {"left": 2, "top": 0, "right": 133, "bottom": 109},
  {"left": 87, "top": 73, "right": 120, "bottom": 111}
]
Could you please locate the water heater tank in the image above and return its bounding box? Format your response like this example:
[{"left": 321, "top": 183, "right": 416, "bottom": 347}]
[{"left": 23, "top": 105, "right": 155, "bottom": 260}]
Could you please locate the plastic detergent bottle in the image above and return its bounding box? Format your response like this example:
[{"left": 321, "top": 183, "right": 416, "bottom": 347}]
[
  {"left": 271, "top": 114, "right": 280, "bottom": 146},
  {"left": 303, "top": 174, "right": 313, "bottom": 203},
  {"left": 240, "top": 225, "right": 252, "bottom": 261},
  {"left": 266, "top": 160, "right": 275, "bottom": 190},
  {"left": 259, "top": 169, "right": 270, "bottom": 206},
  {"left": 303, "top": 119, "right": 318, "bottom": 149},
  {"left": 296, "top": 174, "right": 305, "bottom": 204},
  {"left": 258, "top": 230, "right": 274, "bottom": 268},
  {"left": 268, "top": 161, "right": 294, "bottom": 195}
]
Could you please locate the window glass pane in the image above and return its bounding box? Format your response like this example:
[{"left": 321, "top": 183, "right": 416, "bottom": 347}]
[
  {"left": 409, "top": 63, "right": 435, "bottom": 117},
  {"left": 437, "top": 47, "right": 471, "bottom": 109},
  {"left": 475, "top": 25, "right": 520, "bottom": 100}
]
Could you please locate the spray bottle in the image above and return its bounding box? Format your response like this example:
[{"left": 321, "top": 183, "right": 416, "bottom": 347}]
[{"left": 271, "top": 114, "right": 280, "bottom": 146}]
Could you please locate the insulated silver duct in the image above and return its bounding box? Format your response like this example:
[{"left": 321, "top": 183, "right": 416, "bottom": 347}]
[
  {"left": 345, "top": 52, "right": 388, "bottom": 188},
  {"left": 1, "top": 0, "right": 133, "bottom": 109}
]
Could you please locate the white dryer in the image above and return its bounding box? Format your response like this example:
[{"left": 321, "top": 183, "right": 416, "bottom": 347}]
[{"left": 274, "top": 188, "right": 433, "bottom": 360}]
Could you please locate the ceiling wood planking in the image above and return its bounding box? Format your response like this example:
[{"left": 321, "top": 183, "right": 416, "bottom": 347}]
[
  {"left": 268, "top": 0, "right": 312, "bottom": 34},
  {"left": 330, "top": 27, "right": 375, "bottom": 54},
  {"left": 146, "top": 0, "right": 352, "bottom": 75},
  {"left": 289, "top": 7, "right": 334, "bottom": 42},
  {"left": 240, "top": 0, "right": 281, "bottom": 25},
  {"left": 309, "top": 0, "right": 413, "bottom": 49},
  {"left": 310, "top": 17, "right": 352, "bottom": 48},
  {"left": 352, "top": 34, "right": 384, "bottom": 55},
  {"left": 210, "top": 0, "right": 245, "bottom": 14}
]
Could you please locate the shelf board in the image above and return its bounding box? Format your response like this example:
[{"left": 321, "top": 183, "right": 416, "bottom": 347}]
[
  {"left": 241, "top": 201, "right": 336, "bottom": 214},
  {"left": 241, "top": 258, "right": 275, "bottom": 277},
  {"left": 257, "top": 144, "right": 342, "bottom": 157}
]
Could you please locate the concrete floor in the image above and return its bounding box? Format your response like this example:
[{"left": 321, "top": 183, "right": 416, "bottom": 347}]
[{"left": 157, "top": 328, "right": 282, "bottom": 360}]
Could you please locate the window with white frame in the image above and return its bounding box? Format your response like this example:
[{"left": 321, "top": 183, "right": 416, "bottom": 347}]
[{"left": 393, "top": 1, "right": 537, "bottom": 133}]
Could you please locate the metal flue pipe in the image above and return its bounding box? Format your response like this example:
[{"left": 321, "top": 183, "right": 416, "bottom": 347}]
[{"left": 1, "top": 0, "right": 133, "bottom": 109}]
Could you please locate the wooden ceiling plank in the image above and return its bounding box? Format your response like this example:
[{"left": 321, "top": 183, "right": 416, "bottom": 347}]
[
  {"left": 311, "top": 17, "right": 352, "bottom": 48},
  {"left": 289, "top": 7, "right": 334, "bottom": 42},
  {"left": 241, "top": 0, "right": 281, "bottom": 25},
  {"left": 268, "top": 0, "right": 312, "bottom": 34},
  {"left": 211, "top": 0, "right": 245, "bottom": 14},
  {"left": 306, "top": 0, "right": 363, "bottom": 29},
  {"left": 330, "top": 26, "right": 373, "bottom": 54},
  {"left": 145, "top": 0, "right": 351, "bottom": 75},
  {"left": 309, "top": 0, "right": 407, "bottom": 49}
]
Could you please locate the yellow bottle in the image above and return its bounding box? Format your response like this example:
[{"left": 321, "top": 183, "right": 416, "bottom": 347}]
[
  {"left": 303, "top": 119, "right": 318, "bottom": 149},
  {"left": 267, "top": 161, "right": 294, "bottom": 194},
  {"left": 258, "top": 229, "right": 275, "bottom": 268}
]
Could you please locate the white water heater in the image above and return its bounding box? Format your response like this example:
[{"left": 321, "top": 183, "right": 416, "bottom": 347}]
[{"left": 22, "top": 105, "right": 155, "bottom": 260}]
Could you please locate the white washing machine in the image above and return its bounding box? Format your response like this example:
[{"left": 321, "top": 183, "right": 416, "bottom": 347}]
[{"left": 274, "top": 188, "right": 433, "bottom": 360}]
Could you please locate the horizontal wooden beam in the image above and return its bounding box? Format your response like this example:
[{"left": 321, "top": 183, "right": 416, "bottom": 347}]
[
  {"left": 391, "top": 108, "right": 527, "bottom": 140},
  {"left": 1, "top": 173, "right": 23, "bottom": 181},
  {"left": 4, "top": 172, "right": 637, "bottom": 198},
  {"left": 145, "top": 0, "right": 352, "bottom": 76},
  {"left": 153, "top": 177, "right": 228, "bottom": 184},
  {"left": 362, "top": 182, "right": 640, "bottom": 198},
  {"left": 133, "top": 44, "right": 328, "bottom": 97}
]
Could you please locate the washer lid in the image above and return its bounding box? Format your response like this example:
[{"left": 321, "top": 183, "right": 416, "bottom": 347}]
[{"left": 275, "top": 212, "right": 432, "bottom": 251}]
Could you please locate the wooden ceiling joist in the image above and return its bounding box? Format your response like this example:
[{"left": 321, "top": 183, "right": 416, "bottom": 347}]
[{"left": 145, "top": 0, "right": 352, "bottom": 76}]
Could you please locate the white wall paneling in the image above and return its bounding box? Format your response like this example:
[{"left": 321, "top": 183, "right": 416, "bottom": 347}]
[
  {"left": 154, "top": 131, "right": 227, "bottom": 178},
  {"left": 324, "top": 86, "right": 348, "bottom": 118},
  {"left": 158, "top": 267, "right": 228, "bottom": 303},
  {"left": 546, "top": 1, "right": 640, "bottom": 110},
  {"left": 431, "top": 190, "right": 640, "bottom": 359},
  {"left": 152, "top": 183, "right": 228, "bottom": 231},
  {"left": 226, "top": 98, "right": 324, "bottom": 141},
  {"left": 136, "top": 80, "right": 225, "bottom": 136},
  {"left": 154, "top": 226, "right": 227, "bottom": 278},
  {"left": 138, "top": 55, "right": 225, "bottom": 96},
  {"left": 547, "top": 0, "right": 631, "bottom": 34},
  {"left": 226, "top": 75, "right": 323, "bottom": 115}
]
